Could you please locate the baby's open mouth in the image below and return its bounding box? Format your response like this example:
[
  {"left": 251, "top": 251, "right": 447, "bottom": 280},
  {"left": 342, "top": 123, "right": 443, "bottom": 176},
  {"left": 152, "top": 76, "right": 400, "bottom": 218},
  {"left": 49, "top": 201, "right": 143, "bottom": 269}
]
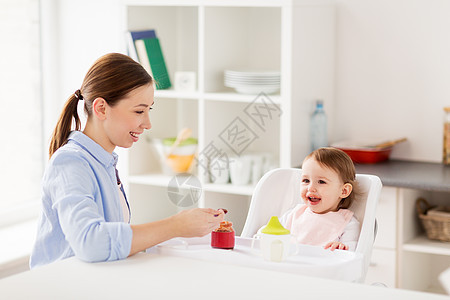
[
  {"left": 130, "top": 132, "right": 139, "bottom": 138},
  {"left": 308, "top": 196, "right": 321, "bottom": 204}
]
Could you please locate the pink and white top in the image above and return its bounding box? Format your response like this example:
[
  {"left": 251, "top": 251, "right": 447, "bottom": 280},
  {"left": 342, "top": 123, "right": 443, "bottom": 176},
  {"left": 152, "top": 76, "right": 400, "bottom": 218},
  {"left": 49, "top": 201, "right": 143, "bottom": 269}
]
[{"left": 280, "top": 204, "right": 360, "bottom": 251}]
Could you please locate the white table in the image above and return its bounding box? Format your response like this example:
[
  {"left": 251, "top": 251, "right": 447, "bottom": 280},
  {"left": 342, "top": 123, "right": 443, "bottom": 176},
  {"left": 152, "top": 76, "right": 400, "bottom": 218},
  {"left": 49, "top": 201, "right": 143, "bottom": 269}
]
[{"left": 0, "top": 252, "right": 448, "bottom": 300}]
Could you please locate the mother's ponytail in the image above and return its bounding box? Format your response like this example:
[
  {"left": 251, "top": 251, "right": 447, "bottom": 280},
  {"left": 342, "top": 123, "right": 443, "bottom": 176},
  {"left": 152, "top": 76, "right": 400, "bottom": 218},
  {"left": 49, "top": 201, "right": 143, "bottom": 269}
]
[{"left": 48, "top": 92, "right": 81, "bottom": 158}]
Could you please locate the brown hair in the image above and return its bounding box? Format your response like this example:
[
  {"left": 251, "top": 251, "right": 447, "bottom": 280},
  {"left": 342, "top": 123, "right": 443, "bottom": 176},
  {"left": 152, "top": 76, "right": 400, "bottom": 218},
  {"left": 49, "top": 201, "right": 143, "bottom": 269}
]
[
  {"left": 303, "top": 147, "right": 357, "bottom": 209},
  {"left": 49, "top": 53, "right": 153, "bottom": 158}
]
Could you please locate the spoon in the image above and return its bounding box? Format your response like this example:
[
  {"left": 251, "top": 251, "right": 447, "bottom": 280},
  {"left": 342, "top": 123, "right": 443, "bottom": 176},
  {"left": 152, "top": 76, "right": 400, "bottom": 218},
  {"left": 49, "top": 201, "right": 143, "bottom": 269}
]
[
  {"left": 214, "top": 208, "right": 228, "bottom": 217},
  {"left": 369, "top": 137, "right": 407, "bottom": 149},
  {"left": 167, "top": 128, "right": 192, "bottom": 156}
]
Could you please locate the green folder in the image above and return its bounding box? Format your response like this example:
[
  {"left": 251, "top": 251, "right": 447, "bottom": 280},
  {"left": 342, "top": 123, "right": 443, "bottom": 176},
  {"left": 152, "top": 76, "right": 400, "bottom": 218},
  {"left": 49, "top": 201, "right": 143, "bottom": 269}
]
[{"left": 142, "top": 38, "right": 171, "bottom": 90}]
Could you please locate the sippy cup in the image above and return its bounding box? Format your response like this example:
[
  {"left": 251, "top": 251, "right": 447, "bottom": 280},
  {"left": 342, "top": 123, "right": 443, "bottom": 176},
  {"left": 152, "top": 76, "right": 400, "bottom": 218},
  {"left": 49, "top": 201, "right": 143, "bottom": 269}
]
[{"left": 252, "top": 216, "right": 296, "bottom": 262}]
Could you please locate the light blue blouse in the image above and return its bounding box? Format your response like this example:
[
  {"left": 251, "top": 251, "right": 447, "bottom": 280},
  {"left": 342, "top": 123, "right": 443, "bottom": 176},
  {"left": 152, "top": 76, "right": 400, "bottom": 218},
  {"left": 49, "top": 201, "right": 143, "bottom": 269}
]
[{"left": 29, "top": 131, "right": 133, "bottom": 269}]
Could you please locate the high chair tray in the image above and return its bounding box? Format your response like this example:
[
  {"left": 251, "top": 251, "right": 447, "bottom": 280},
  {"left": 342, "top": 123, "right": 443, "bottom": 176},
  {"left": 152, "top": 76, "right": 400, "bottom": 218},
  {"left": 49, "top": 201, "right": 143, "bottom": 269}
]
[{"left": 146, "top": 235, "right": 363, "bottom": 282}]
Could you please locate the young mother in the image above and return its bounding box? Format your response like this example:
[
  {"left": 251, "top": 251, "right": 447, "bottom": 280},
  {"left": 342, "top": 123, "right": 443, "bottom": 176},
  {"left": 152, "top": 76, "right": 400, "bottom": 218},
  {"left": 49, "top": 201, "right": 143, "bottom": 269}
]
[{"left": 30, "top": 53, "right": 224, "bottom": 268}]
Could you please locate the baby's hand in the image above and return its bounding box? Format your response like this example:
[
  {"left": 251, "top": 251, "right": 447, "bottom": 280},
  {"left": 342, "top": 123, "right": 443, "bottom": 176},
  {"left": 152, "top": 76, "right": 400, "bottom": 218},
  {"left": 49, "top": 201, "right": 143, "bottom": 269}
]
[{"left": 324, "top": 241, "right": 348, "bottom": 251}]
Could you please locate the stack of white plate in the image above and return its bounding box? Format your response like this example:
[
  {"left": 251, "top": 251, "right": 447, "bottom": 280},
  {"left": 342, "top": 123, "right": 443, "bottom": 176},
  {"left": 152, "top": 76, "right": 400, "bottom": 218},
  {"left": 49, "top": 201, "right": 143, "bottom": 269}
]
[{"left": 224, "top": 70, "right": 281, "bottom": 95}]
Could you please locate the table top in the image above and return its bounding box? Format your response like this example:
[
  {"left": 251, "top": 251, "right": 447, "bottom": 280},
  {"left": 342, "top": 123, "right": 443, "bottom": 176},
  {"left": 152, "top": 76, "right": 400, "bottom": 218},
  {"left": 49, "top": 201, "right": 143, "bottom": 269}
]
[
  {"left": 0, "top": 252, "right": 448, "bottom": 300},
  {"left": 355, "top": 160, "right": 450, "bottom": 192}
]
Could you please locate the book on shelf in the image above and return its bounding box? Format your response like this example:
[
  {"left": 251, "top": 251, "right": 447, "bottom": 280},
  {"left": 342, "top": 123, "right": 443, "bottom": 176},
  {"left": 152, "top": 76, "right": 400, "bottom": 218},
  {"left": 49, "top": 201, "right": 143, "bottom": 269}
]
[
  {"left": 126, "top": 29, "right": 156, "bottom": 61},
  {"left": 127, "top": 29, "right": 171, "bottom": 90}
]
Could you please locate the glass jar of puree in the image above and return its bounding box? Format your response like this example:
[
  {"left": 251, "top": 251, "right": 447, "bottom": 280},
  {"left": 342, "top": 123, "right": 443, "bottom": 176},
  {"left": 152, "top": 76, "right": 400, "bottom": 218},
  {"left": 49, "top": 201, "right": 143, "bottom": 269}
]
[{"left": 443, "top": 107, "right": 450, "bottom": 164}]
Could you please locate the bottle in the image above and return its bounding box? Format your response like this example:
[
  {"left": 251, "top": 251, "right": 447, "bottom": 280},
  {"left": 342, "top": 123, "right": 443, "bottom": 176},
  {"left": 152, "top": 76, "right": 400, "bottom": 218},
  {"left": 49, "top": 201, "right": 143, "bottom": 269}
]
[
  {"left": 443, "top": 107, "right": 450, "bottom": 164},
  {"left": 310, "top": 100, "right": 328, "bottom": 151}
]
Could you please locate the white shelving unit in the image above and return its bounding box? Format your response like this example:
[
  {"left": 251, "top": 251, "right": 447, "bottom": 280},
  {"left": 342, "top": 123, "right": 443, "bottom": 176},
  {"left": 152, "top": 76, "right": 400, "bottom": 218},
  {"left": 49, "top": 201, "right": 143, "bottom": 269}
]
[
  {"left": 398, "top": 188, "right": 450, "bottom": 294},
  {"left": 403, "top": 236, "right": 450, "bottom": 256},
  {"left": 365, "top": 186, "right": 450, "bottom": 295},
  {"left": 119, "top": 0, "right": 335, "bottom": 235}
]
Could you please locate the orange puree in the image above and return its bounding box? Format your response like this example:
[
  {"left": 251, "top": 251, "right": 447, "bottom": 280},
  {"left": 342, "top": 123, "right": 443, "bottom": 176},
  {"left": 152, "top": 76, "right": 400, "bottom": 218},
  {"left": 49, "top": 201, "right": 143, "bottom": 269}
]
[{"left": 166, "top": 154, "right": 195, "bottom": 173}]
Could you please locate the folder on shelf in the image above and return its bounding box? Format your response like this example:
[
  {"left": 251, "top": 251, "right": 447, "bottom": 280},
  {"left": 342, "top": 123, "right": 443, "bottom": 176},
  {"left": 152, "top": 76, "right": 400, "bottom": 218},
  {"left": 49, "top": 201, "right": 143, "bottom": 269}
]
[
  {"left": 135, "top": 37, "right": 172, "bottom": 90},
  {"left": 126, "top": 29, "right": 157, "bottom": 61}
]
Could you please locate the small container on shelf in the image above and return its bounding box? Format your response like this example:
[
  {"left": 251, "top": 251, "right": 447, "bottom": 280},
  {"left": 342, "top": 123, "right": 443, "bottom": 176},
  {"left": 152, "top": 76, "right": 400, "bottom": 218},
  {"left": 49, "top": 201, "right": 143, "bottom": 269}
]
[
  {"left": 163, "top": 137, "right": 198, "bottom": 173},
  {"left": 416, "top": 198, "right": 450, "bottom": 242},
  {"left": 223, "top": 69, "right": 281, "bottom": 95},
  {"left": 443, "top": 107, "right": 450, "bottom": 165}
]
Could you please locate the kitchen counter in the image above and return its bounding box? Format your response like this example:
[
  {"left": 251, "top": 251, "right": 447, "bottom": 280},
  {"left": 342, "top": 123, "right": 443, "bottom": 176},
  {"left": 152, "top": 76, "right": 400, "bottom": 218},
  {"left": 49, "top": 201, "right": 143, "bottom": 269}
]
[
  {"left": 0, "top": 252, "right": 448, "bottom": 299},
  {"left": 355, "top": 160, "right": 450, "bottom": 192}
]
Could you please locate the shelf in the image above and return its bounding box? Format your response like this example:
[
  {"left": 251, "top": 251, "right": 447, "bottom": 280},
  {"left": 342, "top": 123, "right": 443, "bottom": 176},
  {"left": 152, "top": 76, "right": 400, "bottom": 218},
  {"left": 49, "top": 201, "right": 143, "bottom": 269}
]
[
  {"left": 203, "top": 183, "right": 254, "bottom": 196},
  {"left": 128, "top": 174, "right": 255, "bottom": 196},
  {"left": 123, "top": 0, "right": 291, "bottom": 8},
  {"left": 124, "top": 0, "right": 200, "bottom": 6},
  {"left": 203, "top": 92, "right": 281, "bottom": 104},
  {"left": 128, "top": 174, "right": 174, "bottom": 187},
  {"left": 154, "top": 90, "right": 282, "bottom": 104},
  {"left": 403, "top": 235, "right": 450, "bottom": 256},
  {"left": 155, "top": 89, "right": 200, "bottom": 99}
]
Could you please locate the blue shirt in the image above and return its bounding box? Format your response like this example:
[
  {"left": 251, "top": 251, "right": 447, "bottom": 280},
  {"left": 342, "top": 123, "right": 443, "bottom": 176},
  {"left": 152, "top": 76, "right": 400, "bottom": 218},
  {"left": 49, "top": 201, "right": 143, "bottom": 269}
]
[{"left": 30, "top": 131, "right": 133, "bottom": 268}]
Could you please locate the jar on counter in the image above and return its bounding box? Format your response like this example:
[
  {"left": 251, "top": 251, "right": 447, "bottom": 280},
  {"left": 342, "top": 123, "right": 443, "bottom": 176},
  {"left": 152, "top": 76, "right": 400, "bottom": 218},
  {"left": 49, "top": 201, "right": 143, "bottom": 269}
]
[{"left": 444, "top": 107, "right": 450, "bottom": 164}]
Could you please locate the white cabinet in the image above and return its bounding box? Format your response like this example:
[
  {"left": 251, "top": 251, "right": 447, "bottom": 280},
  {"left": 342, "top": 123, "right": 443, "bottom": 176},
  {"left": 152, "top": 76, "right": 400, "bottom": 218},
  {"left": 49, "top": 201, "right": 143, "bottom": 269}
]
[
  {"left": 365, "top": 248, "right": 396, "bottom": 288},
  {"left": 398, "top": 188, "right": 450, "bottom": 294},
  {"left": 119, "top": 0, "right": 335, "bottom": 235},
  {"left": 365, "top": 186, "right": 450, "bottom": 294}
]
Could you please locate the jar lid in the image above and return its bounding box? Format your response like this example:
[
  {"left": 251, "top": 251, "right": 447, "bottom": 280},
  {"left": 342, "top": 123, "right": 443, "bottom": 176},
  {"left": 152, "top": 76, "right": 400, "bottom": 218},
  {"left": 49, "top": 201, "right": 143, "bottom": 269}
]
[{"left": 261, "top": 216, "right": 290, "bottom": 235}]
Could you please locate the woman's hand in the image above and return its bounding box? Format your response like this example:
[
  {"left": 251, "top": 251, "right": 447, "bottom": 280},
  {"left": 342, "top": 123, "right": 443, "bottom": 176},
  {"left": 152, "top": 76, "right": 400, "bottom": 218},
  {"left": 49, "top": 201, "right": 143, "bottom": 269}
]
[
  {"left": 324, "top": 241, "right": 348, "bottom": 251},
  {"left": 129, "top": 208, "right": 225, "bottom": 256},
  {"left": 171, "top": 208, "right": 225, "bottom": 238}
]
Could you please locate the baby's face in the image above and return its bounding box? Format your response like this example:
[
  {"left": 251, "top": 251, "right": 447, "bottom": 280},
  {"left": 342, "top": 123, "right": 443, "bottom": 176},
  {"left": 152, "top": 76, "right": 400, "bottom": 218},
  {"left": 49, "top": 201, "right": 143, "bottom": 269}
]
[{"left": 300, "top": 158, "right": 350, "bottom": 214}]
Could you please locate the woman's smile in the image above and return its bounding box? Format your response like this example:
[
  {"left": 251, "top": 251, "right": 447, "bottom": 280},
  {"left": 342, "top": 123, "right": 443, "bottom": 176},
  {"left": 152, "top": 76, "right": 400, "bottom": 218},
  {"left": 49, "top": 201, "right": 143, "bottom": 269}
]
[{"left": 130, "top": 131, "right": 141, "bottom": 142}]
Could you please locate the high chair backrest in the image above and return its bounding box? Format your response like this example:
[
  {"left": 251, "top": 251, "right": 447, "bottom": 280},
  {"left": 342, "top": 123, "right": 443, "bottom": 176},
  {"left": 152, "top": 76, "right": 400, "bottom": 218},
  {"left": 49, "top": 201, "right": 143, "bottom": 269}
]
[{"left": 240, "top": 168, "right": 382, "bottom": 283}]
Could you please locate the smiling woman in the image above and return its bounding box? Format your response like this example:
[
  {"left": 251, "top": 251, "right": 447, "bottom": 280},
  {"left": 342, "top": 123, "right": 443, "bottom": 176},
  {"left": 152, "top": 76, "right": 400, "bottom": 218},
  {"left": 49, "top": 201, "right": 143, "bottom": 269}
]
[
  {"left": 0, "top": 0, "right": 42, "bottom": 226},
  {"left": 30, "top": 53, "right": 226, "bottom": 269}
]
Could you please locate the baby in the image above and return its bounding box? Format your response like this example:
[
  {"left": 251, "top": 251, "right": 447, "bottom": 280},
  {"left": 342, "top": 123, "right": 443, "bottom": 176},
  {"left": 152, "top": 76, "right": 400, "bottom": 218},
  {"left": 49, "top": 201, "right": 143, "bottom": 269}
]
[{"left": 280, "top": 147, "right": 360, "bottom": 251}]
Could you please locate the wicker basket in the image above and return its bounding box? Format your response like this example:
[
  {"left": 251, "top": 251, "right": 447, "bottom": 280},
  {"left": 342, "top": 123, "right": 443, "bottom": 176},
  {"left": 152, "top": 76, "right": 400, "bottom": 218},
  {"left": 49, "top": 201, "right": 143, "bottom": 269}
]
[{"left": 416, "top": 198, "right": 450, "bottom": 242}]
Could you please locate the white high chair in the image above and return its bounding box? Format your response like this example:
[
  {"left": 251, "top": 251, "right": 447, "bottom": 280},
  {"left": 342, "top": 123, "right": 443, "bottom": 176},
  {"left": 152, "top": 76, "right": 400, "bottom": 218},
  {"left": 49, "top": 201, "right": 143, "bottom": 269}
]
[{"left": 240, "top": 168, "right": 382, "bottom": 283}]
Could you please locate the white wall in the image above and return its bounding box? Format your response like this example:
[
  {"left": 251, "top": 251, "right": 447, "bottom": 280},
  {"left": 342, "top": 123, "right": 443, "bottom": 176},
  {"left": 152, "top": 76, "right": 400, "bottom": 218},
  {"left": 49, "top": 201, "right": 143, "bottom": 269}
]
[
  {"left": 57, "top": 0, "right": 123, "bottom": 96},
  {"left": 41, "top": 0, "right": 123, "bottom": 144},
  {"left": 333, "top": 0, "right": 450, "bottom": 162}
]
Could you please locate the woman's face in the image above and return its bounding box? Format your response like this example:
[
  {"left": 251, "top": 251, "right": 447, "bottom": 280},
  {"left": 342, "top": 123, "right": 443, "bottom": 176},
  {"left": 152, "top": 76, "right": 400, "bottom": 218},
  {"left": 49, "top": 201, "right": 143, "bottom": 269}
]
[
  {"left": 103, "top": 84, "right": 154, "bottom": 152},
  {"left": 300, "top": 157, "right": 352, "bottom": 214}
]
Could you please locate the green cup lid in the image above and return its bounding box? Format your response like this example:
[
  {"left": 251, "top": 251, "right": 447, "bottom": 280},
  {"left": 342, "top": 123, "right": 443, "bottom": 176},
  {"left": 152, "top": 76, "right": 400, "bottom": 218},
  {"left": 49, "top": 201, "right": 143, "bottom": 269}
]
[
  {"left": 261, "top": 216, "right": 290, "bottom": 235},
  {"left": 162, "top": 137, "right": 198, "bottom": 147}
]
